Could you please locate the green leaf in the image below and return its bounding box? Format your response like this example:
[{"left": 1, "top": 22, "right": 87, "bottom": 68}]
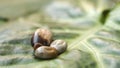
[{"left": 0, "top": 0, "right": 120, "bottom": 68}]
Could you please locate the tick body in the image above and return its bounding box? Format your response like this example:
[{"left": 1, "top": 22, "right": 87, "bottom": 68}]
[
  {"left": 50, "top": 39, "right": 67, "bottom": 54},
  {"left": 34, "top": 46, "right": 58, "bottom": 59},
  {"left": 31, "top": 28, "right": 67, "bottom": 59},
  {"left": 31, "top": 28, "right": 53, "bottom": 49}
]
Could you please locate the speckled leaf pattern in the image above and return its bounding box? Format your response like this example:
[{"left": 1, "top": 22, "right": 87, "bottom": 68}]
[{"left": 0, "top": 0, "right": 120, "bottom": 68}]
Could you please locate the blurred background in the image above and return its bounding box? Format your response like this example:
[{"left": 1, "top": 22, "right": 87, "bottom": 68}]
[{"left": 0, "top": 0, "right": 120, "bottom": 68}]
